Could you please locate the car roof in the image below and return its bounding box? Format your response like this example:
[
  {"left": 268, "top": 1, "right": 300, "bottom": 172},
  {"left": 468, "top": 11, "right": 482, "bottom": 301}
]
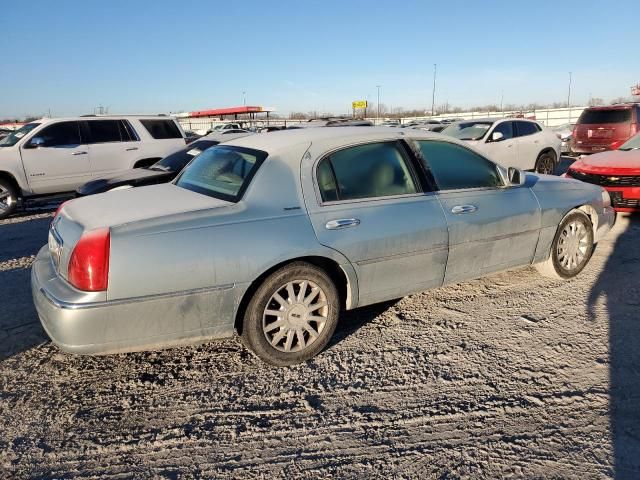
[
  {"left": 30, "top": 115, "right": 178, "bottom": 124},
  {"left": 222, "top": 126, "right": 452, "bottom": 154}
]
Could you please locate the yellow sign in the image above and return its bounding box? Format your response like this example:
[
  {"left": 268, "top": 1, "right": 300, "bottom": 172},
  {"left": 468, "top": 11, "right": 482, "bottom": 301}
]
[{"left": 352, "top": 100, "right": 368, "bottom": 109}]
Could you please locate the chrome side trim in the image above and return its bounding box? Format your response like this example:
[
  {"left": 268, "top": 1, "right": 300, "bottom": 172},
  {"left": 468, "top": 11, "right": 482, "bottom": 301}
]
[
  {"left": 40, "top": 283, "right": 235, "bottom": 310},
  {"left": 356, "top": 243, "right": 448, "bottom": 266}
]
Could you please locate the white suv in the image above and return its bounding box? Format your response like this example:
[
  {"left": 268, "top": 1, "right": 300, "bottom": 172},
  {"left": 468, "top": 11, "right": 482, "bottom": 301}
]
[
  {"left": 442, "top": 118, "right": 561, "bottom": 174},
  {"left": 0, "top": 115, "right": 186, "bottom": 218}
]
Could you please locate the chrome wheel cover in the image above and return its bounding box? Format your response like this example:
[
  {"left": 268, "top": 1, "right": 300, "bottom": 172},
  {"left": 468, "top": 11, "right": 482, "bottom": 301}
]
[
  {"left": 0, "top": 185, "right": 13, "bottom": 213},
  {"left": 557, "top": 220, "right": 589, "bottom": 271},
  {"left": 262, "top": 279, "right": 329, "bottom": 353}
]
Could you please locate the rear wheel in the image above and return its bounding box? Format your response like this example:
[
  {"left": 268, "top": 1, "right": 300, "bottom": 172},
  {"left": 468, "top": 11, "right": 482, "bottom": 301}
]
[
  {"left": 0, "top": 178, "right": 18, "bottom": 219},
  {"left": 535, "top": 151, "right": 557, "bottom": 175},
  {"left": 241, "top": 262, "right": 340, "bottom": 366},
  {"left": 535, "top": 211, "right": 594, "bottom": 279}
]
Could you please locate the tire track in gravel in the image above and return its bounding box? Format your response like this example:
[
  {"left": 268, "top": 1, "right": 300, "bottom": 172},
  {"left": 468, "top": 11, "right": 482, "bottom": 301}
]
[{"left": 0, "top": 212, "right": 638, "bottom": 479}]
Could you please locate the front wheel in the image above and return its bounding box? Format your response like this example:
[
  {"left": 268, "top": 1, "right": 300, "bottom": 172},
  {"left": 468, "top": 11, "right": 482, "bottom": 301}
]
[
  {"left": 0, "top": 179, "right": 18, "bottom": 219},
  {"left": 241, "top": 262, "right": 340, "bottom": 366},
  {"left": 535, "top": 151, "right": 557, "bottom": 175},
  {"left": 535, "top": 211, "right": 594, "bottom": 279}
]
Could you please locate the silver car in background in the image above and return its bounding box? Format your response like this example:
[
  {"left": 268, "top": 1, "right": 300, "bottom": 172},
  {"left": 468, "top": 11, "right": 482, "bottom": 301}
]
[{"left": 32, "top": 127, "right": 615, "bottom": 366}]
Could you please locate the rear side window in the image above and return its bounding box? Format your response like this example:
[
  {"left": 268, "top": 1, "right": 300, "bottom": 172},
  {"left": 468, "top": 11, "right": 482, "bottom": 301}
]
[
  {"left": 87, "top": 120, "right": 121, "bottom": 143},
  {"left": 140, "top": 119, "right": 183, "bottom": 139},
  {"left": 417, "top": 141, "right": 502, "bottom": 190},
  {"left": 515, "top": 121, "right": 541, "bottom": 137},
  {"left": 317, "top": 142, "right": 418, "bottom": 202},
  {"left": 34, "top": 121, "right": 81, "bottom": 147},
  {"left": 578, "top": 109, "right": 631, "bottom": 124}
]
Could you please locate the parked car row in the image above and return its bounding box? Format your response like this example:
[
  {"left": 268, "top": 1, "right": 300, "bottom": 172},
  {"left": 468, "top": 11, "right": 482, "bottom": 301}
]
[
  {"left": 0, "top": 115, "right": 187, "bottom": 218},
  {"left": 32, "top": 127, "right": 615, "bottom": 366}
]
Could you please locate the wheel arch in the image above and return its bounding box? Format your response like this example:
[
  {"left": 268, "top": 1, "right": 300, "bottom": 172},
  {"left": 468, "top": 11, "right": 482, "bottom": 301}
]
[
  {"left": 0, "top": 171, "right": 22, "bottom": 196},
  {"left": 133, "top": 158, "right": 162, "bottom": 169},
  {"left": 234, "top": 255, "right": 355, "bottom": 335}
]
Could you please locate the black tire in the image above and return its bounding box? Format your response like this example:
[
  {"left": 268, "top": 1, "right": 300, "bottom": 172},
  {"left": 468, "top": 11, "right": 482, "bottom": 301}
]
[
  {"left": 535, "top": 210, "right": 594, "bottom": 279},
  {"left": 241, "top": 262, "right": 340, "bottom": 366},
  {"left": 535, "top": 151, "right": 557, "bottom": 175},
  {"left": 0, "top": 178, "right": 18, "bottom": 219}
]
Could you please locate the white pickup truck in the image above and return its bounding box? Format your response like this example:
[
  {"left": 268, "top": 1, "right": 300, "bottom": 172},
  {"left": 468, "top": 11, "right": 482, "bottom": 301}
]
[{"left": 0, "top": 115, "right": 186, "bottom": 218}]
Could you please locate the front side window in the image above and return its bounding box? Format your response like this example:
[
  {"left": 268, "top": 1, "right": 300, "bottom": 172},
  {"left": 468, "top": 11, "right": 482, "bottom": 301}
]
[
  {"left": 140, "top": 119, "right": 183, "bottom": 139},
  {"left": 442, "top": 121, "right": 493, "bottom": 141},
  {"left": 491, "top": 121, "right": 514, "bottom": 141},
  {"left": 417, "top": 141, "right": 502, "bottom": 190},
  {"left": 87, "top": 120, "right": 121, "bottom": 143},
  {"left": 31, "top": 121, "right": 81, "bottom": 147},
  {"left": 0, "top": 123, "right": 40, "bottom": 147},
  {"left": 515, "top": 121, "right": 540, "bottom": 137},
  {"left": 175, "top": 145, "right": 267, "bottom": 202},
  {"left": 317, "top": 142, "right": 418, "bottom": 202}
]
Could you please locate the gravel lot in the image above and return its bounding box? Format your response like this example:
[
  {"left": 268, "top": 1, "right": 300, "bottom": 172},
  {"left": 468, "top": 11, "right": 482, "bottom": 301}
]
[{"left": 1, "top": 190, "right": 639, "bottom": 478}]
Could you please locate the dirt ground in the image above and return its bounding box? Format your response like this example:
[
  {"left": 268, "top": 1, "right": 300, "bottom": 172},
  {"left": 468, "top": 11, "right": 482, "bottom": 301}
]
[{"left": 1, "top": 203, "right": 639, "bottom": 479}]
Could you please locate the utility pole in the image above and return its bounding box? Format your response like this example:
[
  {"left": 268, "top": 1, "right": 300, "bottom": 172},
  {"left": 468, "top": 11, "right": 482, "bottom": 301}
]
[
  {"left": 376, "top": 85, "right": 381, "bottom": 124},
  {"left": 242, "top": 91, "right": 246, "bottom": 106},
  {"left": 567, "top": 72, "right": 572, "bottom": 123},
  {"left": 431, "top": 63, "right": 437, "bottom": 117},
  {"left": 500, "top": 91, "right": 504, "bottom": 116}
]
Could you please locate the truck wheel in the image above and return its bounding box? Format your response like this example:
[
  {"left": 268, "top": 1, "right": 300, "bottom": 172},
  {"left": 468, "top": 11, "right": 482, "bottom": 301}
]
[{"left": 0, "top": 178, "right": 18, "bottom": 219}]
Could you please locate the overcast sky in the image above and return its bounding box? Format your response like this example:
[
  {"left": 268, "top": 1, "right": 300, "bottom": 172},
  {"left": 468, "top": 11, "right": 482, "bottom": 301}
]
[{"left": 1, "top": 0, "right": 637, "bottom": 117}]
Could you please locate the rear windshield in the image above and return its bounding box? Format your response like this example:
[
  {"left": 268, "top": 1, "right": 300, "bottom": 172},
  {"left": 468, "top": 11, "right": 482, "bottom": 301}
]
[
  {"left": 140, "top": 119, "right": 183, "bottom": 139},
  {"left": 578, "top": 109, "right": 631, "bottom": 124},
  {"left": 175, "top": 145, "right": 267, "bottom": 202}
]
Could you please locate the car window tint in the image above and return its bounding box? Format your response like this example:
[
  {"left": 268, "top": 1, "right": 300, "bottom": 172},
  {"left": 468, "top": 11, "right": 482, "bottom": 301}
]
[
  {"left": 118, "top": 120, "right": 139, "bottom": 141},
  {"left": 417, "top": 140, "right": 502, "bottom": 190},
  {"left": 318, "top": 142, "right": 417, "bottom": 201},
  {"left": 492, "top": 121, "right": 514, "bottom": 140},
  {"left": 578, "top": 108, "right": 631, "bottom": 124},
  {"left": 87, "top": 120, "right": 121, "bottom": 143},
  {"left": 34, "top": 121, "right": 81, "bottom": 147},
  {"left": 176, "top": 145, "right": 267, "bottom": 202},
  {"left": 515, "top": 121, "right": 539, "bottom": 137},
  {"left": 140, "top": 119, "right": 183, "bottom": 139}
]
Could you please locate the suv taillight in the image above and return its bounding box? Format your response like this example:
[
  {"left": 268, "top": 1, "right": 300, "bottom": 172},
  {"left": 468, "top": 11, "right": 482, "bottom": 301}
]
[
  {"left": 68, "top": 228, "right": 110, "bottom": 291},
  {"left": 631, "top": 123, "right": 638, "bottom": 137}
]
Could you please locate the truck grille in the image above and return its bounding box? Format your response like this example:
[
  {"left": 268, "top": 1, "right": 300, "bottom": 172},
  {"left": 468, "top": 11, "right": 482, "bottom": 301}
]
[{"left": 567, "top": 169, "right": 640, "bottom": 187}]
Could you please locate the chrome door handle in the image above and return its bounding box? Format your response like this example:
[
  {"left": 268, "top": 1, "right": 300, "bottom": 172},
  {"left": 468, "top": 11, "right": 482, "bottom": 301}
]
[
  {"left": 126, "top": 147, "right": 139, "bottom": 151},
  {"left": 72, "top": 151, "right": 87, "bottom": 156},
  {"left": 451, "top": 205, "right": 477, "bottom": 214},
  {"left": 326, "top": 218, "right": 360, "bottom": 230}
]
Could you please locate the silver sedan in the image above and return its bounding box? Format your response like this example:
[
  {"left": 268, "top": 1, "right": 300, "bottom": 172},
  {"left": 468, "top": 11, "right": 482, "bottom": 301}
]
[{"left": 32, "top": 127, "right": 616, "bottom": 366}]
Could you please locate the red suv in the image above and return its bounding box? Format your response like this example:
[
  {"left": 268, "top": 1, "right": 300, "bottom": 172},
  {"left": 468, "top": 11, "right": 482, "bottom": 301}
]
[{"left": 571, "top": 104, "right": 640, "bottom": 154}]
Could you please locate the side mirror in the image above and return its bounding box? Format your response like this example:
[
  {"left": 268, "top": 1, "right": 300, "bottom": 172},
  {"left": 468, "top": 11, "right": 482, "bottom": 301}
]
[
  {"left": 489, "top": 131, "right": 504, "bottom": 142},
  {"left": 508, "top": 167, "right": 525, "bottom": 186},
  {"left": 26, "top": 137, "right": 45, "bottom": 149}
]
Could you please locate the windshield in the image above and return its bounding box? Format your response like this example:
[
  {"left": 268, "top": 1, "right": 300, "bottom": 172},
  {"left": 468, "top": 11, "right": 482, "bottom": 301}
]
[
  {"left": 175, "top": 145, "right": 268, "bottom": 202},
  {"left": 619, "top": 133, "right": 640, "bottom": 151},
  {"left": 0, "top": 123, "right": 40, "bottom": 147},
  {"left": 154, "top": 140, "right": 219, "bottom": 172},
  {"left": 442, "top": 121, "right": 493, "bottom": 140}
]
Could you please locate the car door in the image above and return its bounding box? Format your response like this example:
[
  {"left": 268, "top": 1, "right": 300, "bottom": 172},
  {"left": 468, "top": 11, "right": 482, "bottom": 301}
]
[
  {"left": 514, "top": 121, "right": 543, "bottom": 170},
  {"left": 303, "top": 140, "right": 449, "bottom": 307},
  {"left": 19, "top": 121, "right": 91, "bottom": 194},
  {"left": 84, "top": 120, "right": 141, "bottom": 177},
  {"left": 481, "top": 120, "right": 519, "bottom": 168},
  {"left": 414, "top": 139, "right": 541, "bottom": 285}
]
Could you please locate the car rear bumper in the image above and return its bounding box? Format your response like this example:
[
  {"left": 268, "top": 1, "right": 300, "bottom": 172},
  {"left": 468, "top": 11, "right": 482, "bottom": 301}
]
[{"left": 31, "top": 246, "right": 239, "bottom": 354}]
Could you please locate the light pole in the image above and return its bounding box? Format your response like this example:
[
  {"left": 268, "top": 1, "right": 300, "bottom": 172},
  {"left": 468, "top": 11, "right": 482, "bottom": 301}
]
[
  {"left": 567, "top": 72, "right": 572, "bottom": 123},
  {"left": 242, "top": 91, "right": 246, "bottom": 106},
  {"left": 431, "top": 64, "right": 437, "bottom": 117},
  {"left": 376, "top": 85, "right": 381, "bottom": 124}
]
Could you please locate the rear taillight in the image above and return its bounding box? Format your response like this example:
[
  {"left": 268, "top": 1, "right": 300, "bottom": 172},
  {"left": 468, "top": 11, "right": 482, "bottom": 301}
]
[
  {"left": 630, "top": 123, "right": 638, "bottom": 136},
  {"left": 68, "top": 228, "right": 110, "bottom": 291}
]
